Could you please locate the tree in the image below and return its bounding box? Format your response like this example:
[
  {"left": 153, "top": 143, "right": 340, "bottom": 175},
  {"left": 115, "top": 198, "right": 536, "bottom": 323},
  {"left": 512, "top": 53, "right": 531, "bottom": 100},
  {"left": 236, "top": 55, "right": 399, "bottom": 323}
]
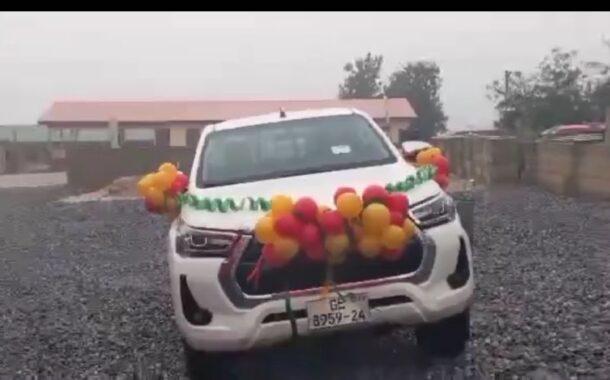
[
  {"left": 584, "top": 38, "right": 610, "bottom": 121},
  {"left": 488, "top": 47, "right": 606, "bottom": 135},
  {"left": 338, "top": 53, "right": 384, "bottom": 99},
  {"left": 385, "top": 61, "right": 447, "bottom": 140}
]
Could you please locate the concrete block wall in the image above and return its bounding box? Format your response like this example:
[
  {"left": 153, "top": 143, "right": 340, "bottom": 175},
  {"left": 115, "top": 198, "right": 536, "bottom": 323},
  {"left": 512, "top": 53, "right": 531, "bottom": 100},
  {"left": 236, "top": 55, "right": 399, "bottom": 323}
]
[
  {"left": 0, "top": 145, "right": 6, "bottom": 174},
  {"left": 434, "top": 123, "right": 610, "bottom": 200},
  {"left": 536, "top": 141, "right": 579, "bottom": 196},
  {"left": 574, "top": 143, "right": 610, "bottom": 199},
  {"left": 434, "top": 135, "right": 520, "bottom": 186},
  {"left": 65, "top": 144, "right": 196, "bottom": 191}
]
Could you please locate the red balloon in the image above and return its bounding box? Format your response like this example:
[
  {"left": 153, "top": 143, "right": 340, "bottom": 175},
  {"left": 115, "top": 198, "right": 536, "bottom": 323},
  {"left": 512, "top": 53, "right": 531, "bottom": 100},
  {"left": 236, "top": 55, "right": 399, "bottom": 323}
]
[
  {"left": 333, "top": 186, "right": 356, "bottom": 204},
  {"left": 390, "top": 211, "right": 404, "bottom": 226},
  {"left": 387, "top": 193, "right": 409, "bottom": 216},
  {"left": 304, "top": 243, "right": 326, "bottom": 262},
  {"left": 432, "top": 155, "right": 450, "bottom": 176},
  {"left": 362, "top": 185, "right": 389, "bottom": 206},
  {"left": 293, "top": 197, "right": 318, "bottom": 223},
  {"left": 274, "top": 214, "right": 303, "bottom": 238},
  {"left": 262, "top": 244, "right": 287, "bottom": 268},
  {"left": 299, "top": 223, "right": 322, "bottom": 248},
  {"left": 435, "top": 173, "right": 450, "bottom": 190},
  {"left": 381, "top": 248, "right": 403, "bottom": 261},
  {"left": 319, "top": 210, "right": 345, "bottom": 235},
  {"left": 168, "top": 179, "right": 184, "bottom": 195},
  {"left": 145, "top": 198, "right": 161, "bottom": 214}
]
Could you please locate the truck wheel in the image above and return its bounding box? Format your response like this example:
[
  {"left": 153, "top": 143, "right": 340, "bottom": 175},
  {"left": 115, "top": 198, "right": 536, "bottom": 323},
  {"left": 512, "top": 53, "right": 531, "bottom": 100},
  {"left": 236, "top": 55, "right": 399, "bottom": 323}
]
[{"left": 415, "top": 309, "right": 470, "bottom": 357}]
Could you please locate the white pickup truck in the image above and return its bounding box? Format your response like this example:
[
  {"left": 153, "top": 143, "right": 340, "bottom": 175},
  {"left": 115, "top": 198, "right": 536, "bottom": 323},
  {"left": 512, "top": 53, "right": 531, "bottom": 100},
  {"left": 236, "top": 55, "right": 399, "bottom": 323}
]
[{"left": 167, "top": 108, "right": 474, "bottom": 377}]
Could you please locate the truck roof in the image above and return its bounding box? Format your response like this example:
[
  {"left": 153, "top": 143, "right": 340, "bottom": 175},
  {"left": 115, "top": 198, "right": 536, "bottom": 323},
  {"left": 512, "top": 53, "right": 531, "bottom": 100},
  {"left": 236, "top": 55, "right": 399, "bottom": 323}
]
[{"left": 210, "top": 107, "right": 363, "bottom": 132}]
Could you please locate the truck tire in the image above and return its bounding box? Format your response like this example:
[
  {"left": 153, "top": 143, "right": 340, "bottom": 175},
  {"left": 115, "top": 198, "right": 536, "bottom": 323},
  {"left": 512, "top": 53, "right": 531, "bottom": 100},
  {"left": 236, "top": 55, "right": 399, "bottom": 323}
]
[{"left": 415, "top": 309, "right": 470, "bottom": 357}]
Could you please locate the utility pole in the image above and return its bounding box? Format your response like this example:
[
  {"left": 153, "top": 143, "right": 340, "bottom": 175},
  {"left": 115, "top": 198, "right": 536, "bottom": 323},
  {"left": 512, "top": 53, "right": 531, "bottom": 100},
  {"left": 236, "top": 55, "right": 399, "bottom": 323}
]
[{"left": 504, "top": 70, "right": 511, "bottom": 96}]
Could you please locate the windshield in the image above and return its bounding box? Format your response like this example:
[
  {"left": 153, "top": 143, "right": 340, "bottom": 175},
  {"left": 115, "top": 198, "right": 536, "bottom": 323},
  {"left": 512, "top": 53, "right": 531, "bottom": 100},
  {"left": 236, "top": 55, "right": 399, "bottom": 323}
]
[{"left": 198, "top": 114, "right": 396, "bottom": 187}]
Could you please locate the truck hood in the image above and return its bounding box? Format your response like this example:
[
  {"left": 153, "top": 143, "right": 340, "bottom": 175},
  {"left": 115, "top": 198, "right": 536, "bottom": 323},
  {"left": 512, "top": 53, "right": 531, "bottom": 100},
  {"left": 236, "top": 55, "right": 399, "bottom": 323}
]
[{"left": 180, "top": 161, "right": 440, "bottom": 231}]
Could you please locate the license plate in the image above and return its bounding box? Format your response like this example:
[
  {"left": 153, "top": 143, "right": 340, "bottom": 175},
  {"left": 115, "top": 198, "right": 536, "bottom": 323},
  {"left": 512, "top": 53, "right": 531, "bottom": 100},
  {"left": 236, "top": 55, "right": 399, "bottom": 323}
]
[{"left": 307, "top": 293, "right": 370, "bottom": 331}]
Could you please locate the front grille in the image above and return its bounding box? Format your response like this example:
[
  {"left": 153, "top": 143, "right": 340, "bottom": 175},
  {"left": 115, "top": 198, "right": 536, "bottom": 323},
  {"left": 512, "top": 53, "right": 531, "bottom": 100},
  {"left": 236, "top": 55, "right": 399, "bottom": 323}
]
[{"left": 235, "top": 236, "right": 425, "bottom": 296}]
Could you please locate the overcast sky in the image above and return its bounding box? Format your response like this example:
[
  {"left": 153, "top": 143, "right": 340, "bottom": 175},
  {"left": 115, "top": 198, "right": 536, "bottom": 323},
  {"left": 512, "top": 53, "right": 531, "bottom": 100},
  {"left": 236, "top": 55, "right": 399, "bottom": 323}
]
[{"left": 0, "top": 12, "right": 608, "bottom": 129}]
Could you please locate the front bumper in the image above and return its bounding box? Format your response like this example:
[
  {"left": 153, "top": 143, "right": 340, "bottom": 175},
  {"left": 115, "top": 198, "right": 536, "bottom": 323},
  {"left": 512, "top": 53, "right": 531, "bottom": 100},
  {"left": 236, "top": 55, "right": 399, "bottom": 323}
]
[{"left": 167, "top": 217, "right": 474, "bottom": 353}]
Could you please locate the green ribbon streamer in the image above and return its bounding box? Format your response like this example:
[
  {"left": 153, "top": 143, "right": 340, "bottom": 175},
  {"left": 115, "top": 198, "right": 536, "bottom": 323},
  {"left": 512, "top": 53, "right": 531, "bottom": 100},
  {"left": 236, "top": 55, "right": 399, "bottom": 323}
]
[
  {"left": 178, "top": 165, "right": 437, "bottom": 213},
  {"left": 385, "top": 164, "right": 437, "bottom": 192},
  {"left": 177, "top": 194, "right": 271, "bottom": 213}
]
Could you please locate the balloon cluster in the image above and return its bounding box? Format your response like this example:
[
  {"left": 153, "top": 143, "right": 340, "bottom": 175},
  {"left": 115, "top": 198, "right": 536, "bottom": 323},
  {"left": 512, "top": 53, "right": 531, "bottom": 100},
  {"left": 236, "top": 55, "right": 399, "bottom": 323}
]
[
  {"left": 415, "top": 146, "right": 451, "bottom": 190},
  {"left": 253, "top": 185, "right": 419, "bottom": 269},
  {"left": 137, "top": 162, "right": 189, "bottom": 216}
]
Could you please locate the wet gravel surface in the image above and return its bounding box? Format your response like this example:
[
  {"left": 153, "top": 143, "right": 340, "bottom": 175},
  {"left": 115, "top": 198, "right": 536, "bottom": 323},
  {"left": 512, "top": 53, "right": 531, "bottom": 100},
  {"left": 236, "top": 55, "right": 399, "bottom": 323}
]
[{"left": 0, "top": 185, "right": 608, "bottom": 379}]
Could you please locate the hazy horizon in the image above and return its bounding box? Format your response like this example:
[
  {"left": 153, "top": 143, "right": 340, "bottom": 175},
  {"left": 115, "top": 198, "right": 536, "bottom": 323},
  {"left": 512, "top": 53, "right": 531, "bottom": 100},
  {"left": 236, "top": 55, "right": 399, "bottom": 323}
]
[{"left": 1, "top": 12, "right": 608, "bottom": 130}]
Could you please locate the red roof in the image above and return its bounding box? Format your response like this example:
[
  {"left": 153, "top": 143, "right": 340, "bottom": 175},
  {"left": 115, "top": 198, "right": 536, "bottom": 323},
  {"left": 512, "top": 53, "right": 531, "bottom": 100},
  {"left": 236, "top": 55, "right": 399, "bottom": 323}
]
[{"left": 39, "top": 99, "right": 416, "bottom": 126}]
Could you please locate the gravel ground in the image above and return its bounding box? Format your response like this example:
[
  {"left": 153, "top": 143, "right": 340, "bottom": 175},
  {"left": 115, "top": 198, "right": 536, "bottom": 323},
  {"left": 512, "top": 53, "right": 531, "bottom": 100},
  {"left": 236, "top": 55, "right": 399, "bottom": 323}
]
[{"left": 0, "top": 185, "right": 608, "bottom": 379}]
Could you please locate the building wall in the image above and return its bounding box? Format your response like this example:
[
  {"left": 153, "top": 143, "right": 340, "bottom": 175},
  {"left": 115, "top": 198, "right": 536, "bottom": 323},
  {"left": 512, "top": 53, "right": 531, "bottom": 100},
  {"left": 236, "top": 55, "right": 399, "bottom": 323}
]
[
  {"left": 65, "top": 144, "right": 195, "bottom": 191},
  {"left": 0, "top": 145, "right": 6, "bottom": 174},
  {"left": 378, "top": 118, "right": 412, "bottom": 144},
  {"left": 434, "top": 108, "right": 610, "bottom": 200}
]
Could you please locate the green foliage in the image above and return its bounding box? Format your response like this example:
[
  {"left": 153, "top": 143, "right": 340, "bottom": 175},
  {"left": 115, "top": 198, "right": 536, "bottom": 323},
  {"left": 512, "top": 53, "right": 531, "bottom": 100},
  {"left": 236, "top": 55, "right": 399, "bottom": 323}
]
[
  {"left": 488, "top": 46, "right": 610, "bottom": 134},
  {"left": 338, "top": 53, "right": 384, "bottom": 99},
  {"left": 385, "top": 61, "right": 447, "bottom": 140}
]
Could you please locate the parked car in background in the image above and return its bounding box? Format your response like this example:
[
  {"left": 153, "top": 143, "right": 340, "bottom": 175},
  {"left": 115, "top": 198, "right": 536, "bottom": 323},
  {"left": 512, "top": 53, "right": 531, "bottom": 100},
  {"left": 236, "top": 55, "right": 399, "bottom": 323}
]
[
  {"left": 400, "top": 140, "right": 432, "bottom": 163},
  {"left": 540, "top": 123, "right": 606, "bottom": 142}
]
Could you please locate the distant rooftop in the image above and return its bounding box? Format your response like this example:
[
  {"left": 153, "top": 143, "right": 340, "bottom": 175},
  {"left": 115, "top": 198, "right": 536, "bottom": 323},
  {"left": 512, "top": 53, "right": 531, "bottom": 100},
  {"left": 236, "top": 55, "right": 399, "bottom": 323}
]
[{"left": 39, "top": 98, "right": 417, "bottom": 127}]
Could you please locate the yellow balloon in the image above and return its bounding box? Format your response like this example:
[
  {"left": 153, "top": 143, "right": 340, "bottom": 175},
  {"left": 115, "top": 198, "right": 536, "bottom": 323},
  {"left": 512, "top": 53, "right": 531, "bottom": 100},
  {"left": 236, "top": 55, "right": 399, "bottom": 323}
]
[
  {"left": 255, "top": 216, "right": 277, "bottom": 244},
  {"left": 336, "top": 192, "right": 363, "bottom": 219},
  {"left": 325, "top": 234, "right": 350, "bottom": 264},
  {"left": 427, "top": 147, "right": 442, "bottom": 158},
  {"left": 362, "top": 203, "right": 391, "bottom": 234},
  {"left": 358, "top": 234, "right": 382, "bottom": 259},
  {"left": 271, "top": 194, "right": 294, "bottom": 216},
  {"left": 274, "top": 237, "right": 299, "bottom": 261},
  {"left": 137, "top": 173, "right": 156, "bottom": 197},
  {"left": 403, "top": 218, "right": 418, "bottom": 241},
  {"left": 416, "top": 150, "right": 432, "bottom": 165},
  {"left": 381, "top": 225, "right": 407, "bottom": 250},
  {"left": 158, "top": 162, "right": 178, "bottom": 176},
  {"left": 153, "top": 171, "right": 174, "bottom": 191},
  {"left": 144, "top": 187, "right": 165, "bottom": 208}
]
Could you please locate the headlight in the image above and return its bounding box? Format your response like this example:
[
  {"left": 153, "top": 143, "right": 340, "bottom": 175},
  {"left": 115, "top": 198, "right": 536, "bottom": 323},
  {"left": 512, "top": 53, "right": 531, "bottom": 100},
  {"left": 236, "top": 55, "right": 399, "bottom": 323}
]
[
  {"left": 174, "top": 218, "right": 239, "bottom": 257},
  {"left": 411, "top": 194, "right": 457, "bottom": 229}
]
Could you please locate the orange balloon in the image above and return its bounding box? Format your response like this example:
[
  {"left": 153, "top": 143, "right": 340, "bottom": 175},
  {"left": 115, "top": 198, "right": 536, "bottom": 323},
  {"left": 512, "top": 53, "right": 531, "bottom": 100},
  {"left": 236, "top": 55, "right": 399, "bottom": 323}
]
[
  {"left": 137, "top": 173, "right": 155, "bottom": 197},
  {"left": 381, "top": 225, "right": 407, "bottom": 250},
  {"left": 362, "top": 203, "right": 391, "bottom": 234},
  {"left": 144, "top": 187, "right": 165, "bottom": 208},
  {"left": 358, "top": 234, "right": 382, "bottom": 258},
  {"left": 271, "top": 194, "right": 293, "bottom": 216},
  {"left": 274, "top": 237, "right": 299, "bottom": 262},
  {"left": 336, "top": 192, "right": 363, "bottom": 219},
  {"left": 255, "top": 216, "right": 278, "bottom": 244},
  {"left": 153, "top": 171, "right": 174, "bottom": 191},
  {"left": 416, "top": 147, "right": 442, "bottom": 166},
  {"left": 403, "top": 218, "right": 418, "bottom": 241},
  {"left": 158, "top": 162, "right": 178, "bottom": 176},
  {"left": 324, "top": 234, "right": 349, "bottom": 257},
  {"left": 427, "top": 147, "right": 442, "bottom": 158}
]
